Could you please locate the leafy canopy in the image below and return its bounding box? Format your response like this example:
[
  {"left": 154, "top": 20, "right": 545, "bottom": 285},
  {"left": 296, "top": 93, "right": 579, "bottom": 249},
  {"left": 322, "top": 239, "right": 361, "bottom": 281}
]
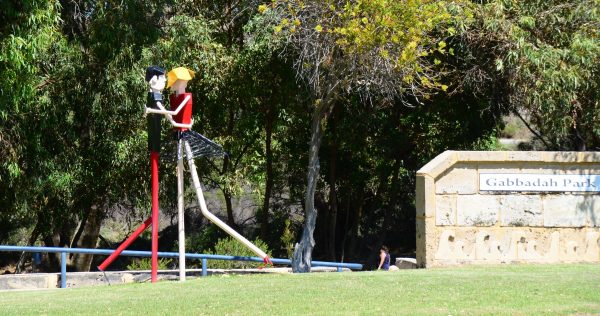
[{"left": 263, "top": 0, "right": 472, "bottom": 101}]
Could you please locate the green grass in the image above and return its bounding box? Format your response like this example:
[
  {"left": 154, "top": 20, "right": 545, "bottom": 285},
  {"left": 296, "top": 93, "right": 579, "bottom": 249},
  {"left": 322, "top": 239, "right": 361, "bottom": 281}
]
[{"left": 2, "top": 264, "right": 600, "bottom": 315}]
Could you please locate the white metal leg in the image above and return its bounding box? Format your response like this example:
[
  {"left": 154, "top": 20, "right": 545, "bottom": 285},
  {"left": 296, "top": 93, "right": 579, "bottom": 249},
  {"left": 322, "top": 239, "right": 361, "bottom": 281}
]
[
  {"left": 183, "top": 141, "right": 269, "bottom": 260},
  {"left": 177, "top": 139, "right": 186, "bottom": 281}
]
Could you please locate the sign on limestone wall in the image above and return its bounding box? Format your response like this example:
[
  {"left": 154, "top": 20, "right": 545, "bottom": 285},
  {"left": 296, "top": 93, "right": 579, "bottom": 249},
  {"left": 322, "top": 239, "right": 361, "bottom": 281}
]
[{"left": 415, "top": 151, "right": 600, "bottom": 268}]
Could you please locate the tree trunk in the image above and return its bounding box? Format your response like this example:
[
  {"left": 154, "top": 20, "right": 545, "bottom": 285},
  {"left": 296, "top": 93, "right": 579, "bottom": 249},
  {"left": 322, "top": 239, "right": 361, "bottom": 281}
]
[
  {"left": 260, "top": 106, "right": 275, "bottom": 241},
  {"left": 224, "top": 189, "right": 236, "bottom": 228},
  {"left": 292, "top": 100, "right": 330, "bottom": 272},
  {"left": 326, "top": 105, "right": 339, "bottom": 261},
  {"left": 339, "top": 193, "right": 351, "bottom": 262},
  {"left": 222, "top": 107, "right": 237, "bottom": 227},
  {"left": 70, "top": 205, "right": 103, "bottom": 271},
  {"left": 221, "top": 154, "right": 236, "bottom": 227},
  {"left": 376, "top": 157, "right": 402, "bottom": 248},
  {"left": 347, "top": 186, "right": 364, "bottom": 260}
]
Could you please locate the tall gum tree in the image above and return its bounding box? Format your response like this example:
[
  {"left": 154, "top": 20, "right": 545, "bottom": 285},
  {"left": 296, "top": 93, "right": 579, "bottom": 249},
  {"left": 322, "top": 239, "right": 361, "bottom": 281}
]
[
  {"left": 263, "top": 0, "right": 471, "bottom": 272},
  {"left": 463, "top": 0, "right": 600, "bottom": 150}
]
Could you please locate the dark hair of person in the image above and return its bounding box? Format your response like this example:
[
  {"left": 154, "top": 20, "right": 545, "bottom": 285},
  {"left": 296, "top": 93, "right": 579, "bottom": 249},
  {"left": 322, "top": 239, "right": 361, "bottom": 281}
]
[{"left": 381, "top": 245, "right": 389, "bottom": 253}]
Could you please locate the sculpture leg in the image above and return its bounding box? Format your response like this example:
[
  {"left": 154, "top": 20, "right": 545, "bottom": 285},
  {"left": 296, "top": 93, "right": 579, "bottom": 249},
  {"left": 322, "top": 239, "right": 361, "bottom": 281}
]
[
  {"left": 177, "top": 139, "right": 186, "bottom": 281},
  {"left": 183, "top": 141, "right": 271, "bottom": 263},
  {"left": 151, "top": 151, "right": 159, "bottom": 283}
]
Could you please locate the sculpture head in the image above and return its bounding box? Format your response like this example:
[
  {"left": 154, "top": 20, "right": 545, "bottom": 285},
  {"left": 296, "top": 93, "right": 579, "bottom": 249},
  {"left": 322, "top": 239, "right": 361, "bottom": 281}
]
[
  {"left": 167, "top": 67, "right": 195, "bottom": 94},
  {"left": 146, "top": 66, "right": 166, "bottom": 92}
]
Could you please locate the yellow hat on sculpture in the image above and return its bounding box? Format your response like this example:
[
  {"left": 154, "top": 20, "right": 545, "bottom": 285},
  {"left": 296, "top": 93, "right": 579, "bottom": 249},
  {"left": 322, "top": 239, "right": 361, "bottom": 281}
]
[{"left": 167, "top": 67, "right": 196, "bottom": 88}]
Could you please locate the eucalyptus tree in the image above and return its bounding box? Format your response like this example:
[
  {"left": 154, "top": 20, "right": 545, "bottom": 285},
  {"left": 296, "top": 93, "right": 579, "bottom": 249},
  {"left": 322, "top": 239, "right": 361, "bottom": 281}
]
[
  {"left": 0, "top": 1, "right": 64, "bottom": 244},
  {"left": 464, "top": 0, "right": 599, "bottom": 150},
  {"left": 0, "top": 0, "right": 172, "bottom": 271},
  {"left": 264, "top": 0, "right": 471, "bottom": 272}
]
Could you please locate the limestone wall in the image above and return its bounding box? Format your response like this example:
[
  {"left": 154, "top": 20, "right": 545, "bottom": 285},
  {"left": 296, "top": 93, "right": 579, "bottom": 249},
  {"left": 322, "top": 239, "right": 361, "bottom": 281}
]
[{"left": 415, "top": 151, "right": 600, "bottom": 267}]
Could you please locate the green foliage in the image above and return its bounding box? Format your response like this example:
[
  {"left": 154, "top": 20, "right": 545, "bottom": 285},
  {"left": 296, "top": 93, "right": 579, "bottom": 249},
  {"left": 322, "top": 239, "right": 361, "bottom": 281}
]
[
  {"left": 267, "top": 0, "right": 473, "bottom": 100},
  {"left": 280, "top": 219, "right": 296, "bottom": 259},
  {"left": 0, "top": 0, "right": 63, "bottom": 241},
  {"left": 1, "top": 0, "right": 597, "bottom": 272},
  {"left": 207, "top": 237, "right": 271, "bottom": 269},
  {"left": 470, "top": 0, "right": 600, "bottom": 149},
  {"left": 127, "top": 258, "right": 173, "bottom": 271},
  {"left": 185, "top": 224, "right": 227, "bottom": 256}
]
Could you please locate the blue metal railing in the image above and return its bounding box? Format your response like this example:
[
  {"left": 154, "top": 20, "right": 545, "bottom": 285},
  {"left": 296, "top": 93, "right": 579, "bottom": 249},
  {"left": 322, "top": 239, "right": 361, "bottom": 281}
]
[{"left": 0, "top": 245, "right": 363, "bottom": 288}]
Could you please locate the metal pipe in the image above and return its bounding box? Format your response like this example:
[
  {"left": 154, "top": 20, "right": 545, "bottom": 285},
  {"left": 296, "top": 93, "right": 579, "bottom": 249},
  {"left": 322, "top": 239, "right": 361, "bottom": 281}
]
[
  {"left": 177, "top": 140, "right": 186, "bottom": 281},
  {"left": 202, "top": 259, "right": 207, "bottom": 277},
  {"left": 183, "top": 141, "right": 270, "bottom": 262},
  {"left": 151, "top": 151, "right": 160, "bottom": 283},
  {"left": 98, "top": 216, "right": 152, "bottom": 271},
  {"left": 60, "top": 252, "right": 67, "bottom": 288},
  {"left": 0, "top": 245, "right": 363, "bottom": 270}
]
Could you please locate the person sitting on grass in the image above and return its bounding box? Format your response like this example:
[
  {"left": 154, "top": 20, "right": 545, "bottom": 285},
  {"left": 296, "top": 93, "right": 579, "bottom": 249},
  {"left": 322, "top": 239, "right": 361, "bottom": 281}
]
[{"left": 377, "top": 245, "right": 390, "bottom": 271}]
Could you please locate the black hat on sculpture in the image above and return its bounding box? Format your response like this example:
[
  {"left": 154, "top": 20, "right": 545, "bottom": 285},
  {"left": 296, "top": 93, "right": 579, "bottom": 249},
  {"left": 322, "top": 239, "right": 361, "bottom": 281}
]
[{"left": 145, "top": 66, "right": 166, "bottom": 82}]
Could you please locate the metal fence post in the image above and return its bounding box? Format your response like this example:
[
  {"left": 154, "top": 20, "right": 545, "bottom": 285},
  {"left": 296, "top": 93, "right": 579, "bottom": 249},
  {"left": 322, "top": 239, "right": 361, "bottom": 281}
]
[
  {"left": 202, "top": 259, "right": 207, "bottom": 277},
  {"left": 60, "top": 252, "right": 67, "bottom": 288},
  {"left": 337, "top": 267, "right": 343, "bottom": 272}
]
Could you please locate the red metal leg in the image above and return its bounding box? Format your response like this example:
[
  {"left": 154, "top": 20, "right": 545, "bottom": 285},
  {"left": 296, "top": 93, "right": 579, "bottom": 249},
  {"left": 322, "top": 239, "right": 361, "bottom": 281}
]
[{"left": 98, "top": 216, "right": 152, "bottom": 271}]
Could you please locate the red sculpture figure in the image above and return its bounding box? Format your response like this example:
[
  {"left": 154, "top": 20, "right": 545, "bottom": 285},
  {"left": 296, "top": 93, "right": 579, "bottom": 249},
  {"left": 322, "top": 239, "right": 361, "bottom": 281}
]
[
  {"left": 99, "top": 66, "right": 270, "bottom": 284},
  {"left": 158, "top": 67, "right": 272, "bottom": 280}
]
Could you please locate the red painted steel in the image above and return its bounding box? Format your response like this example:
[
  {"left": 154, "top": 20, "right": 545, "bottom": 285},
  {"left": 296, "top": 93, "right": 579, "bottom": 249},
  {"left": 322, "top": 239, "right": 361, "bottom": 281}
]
[
  {"left": 169, "top": 93, "right": 192, "bottom": 131},
  {"left": 151, "top": 151, "right": 159, "bottom": 283},
  {"left": 97, "top": 216, "right": 152, "bottom": 271}
]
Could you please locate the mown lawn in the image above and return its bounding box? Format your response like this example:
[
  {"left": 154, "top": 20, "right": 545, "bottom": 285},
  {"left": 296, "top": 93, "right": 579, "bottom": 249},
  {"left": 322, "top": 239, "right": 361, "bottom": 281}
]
[{"left": 1, "top": 263, "right": 599, "bottom": 315}]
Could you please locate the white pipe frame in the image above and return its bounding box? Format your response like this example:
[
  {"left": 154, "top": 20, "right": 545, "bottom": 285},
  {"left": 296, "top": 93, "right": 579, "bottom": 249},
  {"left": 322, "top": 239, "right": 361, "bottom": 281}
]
[
  {"left": 184, "top": 141, "right": 269, "bottom": 260},
  {"left": 177, "top": 140, "right": 186, "bottom": 281},
  {"left": 150, "top": 95, "right": 271, "bottom": 274}
]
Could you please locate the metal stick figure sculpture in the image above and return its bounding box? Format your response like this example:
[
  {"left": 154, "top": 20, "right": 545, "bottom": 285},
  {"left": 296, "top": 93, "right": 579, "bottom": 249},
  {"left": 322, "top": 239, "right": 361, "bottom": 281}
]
[
  {"left": 148, "top": 67, "right": 271, "bottom": 281},
  {"left": 99, "top": 66, "right": 170, "bottom": 282}
]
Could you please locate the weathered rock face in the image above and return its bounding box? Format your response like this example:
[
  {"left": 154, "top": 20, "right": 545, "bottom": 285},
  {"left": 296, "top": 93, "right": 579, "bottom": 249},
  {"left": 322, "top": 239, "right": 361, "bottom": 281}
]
[{"left": 416, "top": 151, "right": 600, "bottom": 268}]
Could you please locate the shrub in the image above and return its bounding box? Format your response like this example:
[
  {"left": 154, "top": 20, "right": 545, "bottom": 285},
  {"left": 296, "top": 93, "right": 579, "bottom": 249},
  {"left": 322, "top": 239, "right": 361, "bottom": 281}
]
[
  {"left": 207, "top": 237, "right": 271, "bottom": 269},
  {"left": 127, "top": 258, "right": 172, "bottom": 271}
]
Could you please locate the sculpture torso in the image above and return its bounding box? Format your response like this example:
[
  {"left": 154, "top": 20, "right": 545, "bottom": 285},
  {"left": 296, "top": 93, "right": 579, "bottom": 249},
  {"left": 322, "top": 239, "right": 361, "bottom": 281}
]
[
  {"left": 147, "top": 92, "right": 163, "bottom": 152},
  {"left": 169, "top": 93, "right": 192, "bottom": 131}
]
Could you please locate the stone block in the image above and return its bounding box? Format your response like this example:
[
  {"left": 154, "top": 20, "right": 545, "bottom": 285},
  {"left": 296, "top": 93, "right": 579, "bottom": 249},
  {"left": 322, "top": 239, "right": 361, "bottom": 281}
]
[
  {"left": 456, "top": 151, "right": 504, "bottom": 162},
  {"left": 562, "top": 165, "right": 600, "bottom": 175},
  {"left": 478, "top": 163, "right": 521, "bottom": 174},
  {"left": 63, "top": 272, "right": 135, "bottom": 288},
  {"left": 507, "top": 151, "right": 545, "bottom": 161},
  {"left": 578, "top": 152, "right": 600, "bottom": 163},
  {"left": 500, "top": 195, "right": 543, "bottom": 227},
  {"left": 436, "top": 164, "right": 478, "bottom": 194},
  {"left": 518, "top": 163, "right": 564, "bottom": 174},
  {"left": 542, "top": 152, "right": 578, "bottom": 163},
  {"left": 416, "top": 175, "right": 435, "bottom": 218},
  {"left": 543, "top": 195, "right": 587, "bottom": 227},
  {"left": 418, "top": 151, "right": 457, "bottom": 179},
  {"left": 456, "top": 195, "right": 499, "bottom": 226},
  {"left": 0, "top": 273, "right": 58, "bottom": 290},
  {"left": 435, "top": 195, "right": 456, "bottom": 226},
  {"left": 585, "top": 196, "right": 600, "bottom": 227},
  {"left": 415, "top": 219, "right": 427, "bottom": 266},
  {"left": 395, "top": 257, "right": 417, "bottom": 269}
]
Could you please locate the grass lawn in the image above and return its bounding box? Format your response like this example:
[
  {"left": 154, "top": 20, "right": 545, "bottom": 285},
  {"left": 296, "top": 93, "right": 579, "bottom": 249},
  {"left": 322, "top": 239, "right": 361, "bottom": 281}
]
[{"left": 1, "top": 263, "right": 599, "bottom": 315}]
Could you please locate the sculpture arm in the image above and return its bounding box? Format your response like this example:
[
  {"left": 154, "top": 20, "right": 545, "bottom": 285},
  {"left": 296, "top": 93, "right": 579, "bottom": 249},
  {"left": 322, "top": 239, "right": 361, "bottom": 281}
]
[
  {"left": 147, "top": 101, "right": 193, "bottom": 129},
  {"left": 144, "top": 95, "right": 190, "bottom": 116}
]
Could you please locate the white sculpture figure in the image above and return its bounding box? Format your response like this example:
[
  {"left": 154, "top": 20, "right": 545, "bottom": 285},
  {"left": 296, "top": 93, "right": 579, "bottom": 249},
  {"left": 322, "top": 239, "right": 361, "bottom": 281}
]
[{"left": 145, "top": 67, "right": 271, "bottom": 281}]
